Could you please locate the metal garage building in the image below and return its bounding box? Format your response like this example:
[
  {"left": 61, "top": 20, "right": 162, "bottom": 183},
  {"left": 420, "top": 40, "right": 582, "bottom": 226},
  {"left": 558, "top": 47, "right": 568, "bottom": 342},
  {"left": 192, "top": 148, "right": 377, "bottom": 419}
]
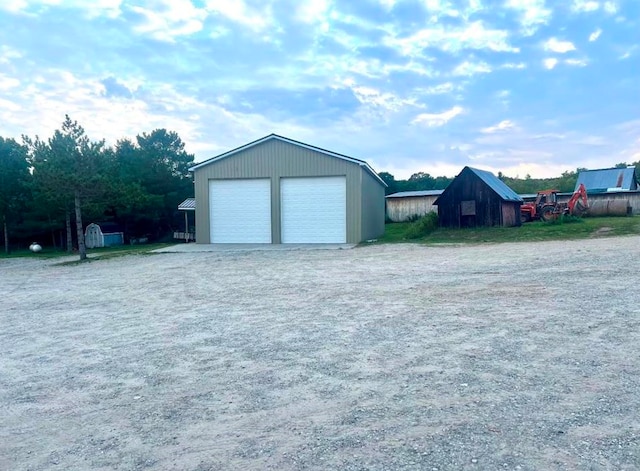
[{"left": 190, "top": 134, "right": 386, "bottom": 244}]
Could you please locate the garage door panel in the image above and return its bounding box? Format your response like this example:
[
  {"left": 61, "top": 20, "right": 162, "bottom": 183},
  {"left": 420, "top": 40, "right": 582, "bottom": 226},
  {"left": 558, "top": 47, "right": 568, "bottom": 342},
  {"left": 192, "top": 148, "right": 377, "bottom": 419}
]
[
  {"left": 281, "top": 177, "right": 346, "bottom": 243},
  {"left": 209, "top": 179, "right": 271, "bottom": 243}
]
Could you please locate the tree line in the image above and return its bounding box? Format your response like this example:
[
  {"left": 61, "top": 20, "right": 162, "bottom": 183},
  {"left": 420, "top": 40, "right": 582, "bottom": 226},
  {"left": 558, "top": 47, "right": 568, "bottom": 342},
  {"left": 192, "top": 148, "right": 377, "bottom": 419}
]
[
  {"left": 380, "top": 163, "right": 640, "bottom": 196},
  {"left": 0, "top": 116, "right": 194, "bottom": 257},
  {"left": 2, "top": 116, "right": 638, "bottom": 256}
]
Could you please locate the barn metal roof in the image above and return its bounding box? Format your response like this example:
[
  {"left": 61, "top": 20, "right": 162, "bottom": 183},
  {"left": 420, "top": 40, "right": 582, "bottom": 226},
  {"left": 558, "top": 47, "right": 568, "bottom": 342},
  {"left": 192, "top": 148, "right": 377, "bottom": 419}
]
[
  {"left": 467, "top": 167, "right": 523, "bottom": 202},
  {"left": 386, "top": 190, "right": 444, "bottom": 198},
  {"left": 188, "top": 134, "right": 387, "bottom": 187},
  {"left": 178, "top": 198, "right": 196, "bottom": 211},
  {"left": 575, "top": 167, "right": 638, "bottom": 192}
]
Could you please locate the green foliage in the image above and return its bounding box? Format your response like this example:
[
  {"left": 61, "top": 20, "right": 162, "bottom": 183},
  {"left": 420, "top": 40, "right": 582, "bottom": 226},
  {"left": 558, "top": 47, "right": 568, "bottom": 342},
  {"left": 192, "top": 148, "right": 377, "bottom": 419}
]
[
  {"left": 2, "top": 116, "right": 195, "bottom": 250},
  {"left": 0, "top": 137, "right": 31, "bottom": 253},
  {"left": 379, "top": 216, "right": 640, "bottom": 245},
  {"left": 404, "top": 212, "right": 439, "bottom": 239},
  {"left": 499, "top": 169, "right": 579, "bottom": 194},
  {"left": 381, "top": 167, "right": 584, "bottom": 197},
  {"left": 380, "top": 171, "right": 453, "bottom": 195}
]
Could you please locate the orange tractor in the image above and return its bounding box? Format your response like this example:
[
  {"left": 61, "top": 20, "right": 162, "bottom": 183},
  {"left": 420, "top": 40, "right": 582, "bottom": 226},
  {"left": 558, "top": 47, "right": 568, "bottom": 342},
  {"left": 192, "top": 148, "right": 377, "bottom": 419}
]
[{"left": 521, "top": 183, "right": 589, "bottom": 222}]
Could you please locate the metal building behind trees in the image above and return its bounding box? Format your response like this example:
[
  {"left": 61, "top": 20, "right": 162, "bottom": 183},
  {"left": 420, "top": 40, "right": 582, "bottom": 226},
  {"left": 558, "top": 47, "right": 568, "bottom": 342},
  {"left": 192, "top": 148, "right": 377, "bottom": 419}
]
[
  {"left": 575, "top": 167, "right": 639, "bottom": 193},
  {"left": 189, "top": 134, "right": 386, "bottom": 244},
  {"left": 385, "top": 190, "right": 443, "bottom": 222},
  {"left": 434, "top": 166, "right": 523, "bottom": 228}
]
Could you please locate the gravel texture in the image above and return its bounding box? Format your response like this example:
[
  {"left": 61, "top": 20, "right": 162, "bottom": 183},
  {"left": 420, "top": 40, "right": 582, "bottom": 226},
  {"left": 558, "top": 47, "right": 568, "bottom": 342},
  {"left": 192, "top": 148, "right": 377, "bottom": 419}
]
[{"left": 2, "top": 237, "right": 640, "bottom": 470}]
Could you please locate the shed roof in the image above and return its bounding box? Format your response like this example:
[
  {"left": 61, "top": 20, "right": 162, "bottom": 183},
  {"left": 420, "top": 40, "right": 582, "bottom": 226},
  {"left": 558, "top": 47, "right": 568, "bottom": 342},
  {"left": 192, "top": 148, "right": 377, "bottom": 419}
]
[
  {"left": 575, "top": 167, "right": 638, "bottom": 192},
  {"left": 188, "top": 134, "right": 386, "bottom": 186},
  {"left": 434, "top": 167, "right": 523, "bottom": 204},
  {"left": 386, "top": 190, "right": 444, "bottom": 198},
  {"left": 178, "top": 197, "right": 196, "bottom": 211},
  {"left": 467, "top": 167, "right": 523, "bottom": 202},
  {"left": 86, "top": 222, "right": 124, "bottom": 233}
]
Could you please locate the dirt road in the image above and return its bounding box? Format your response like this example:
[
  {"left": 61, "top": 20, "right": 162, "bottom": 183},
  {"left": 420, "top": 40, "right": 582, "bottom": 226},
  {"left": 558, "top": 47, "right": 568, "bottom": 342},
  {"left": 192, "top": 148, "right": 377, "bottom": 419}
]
[{"left": 2, "top": 237, "right": 639, "bottom": 470}]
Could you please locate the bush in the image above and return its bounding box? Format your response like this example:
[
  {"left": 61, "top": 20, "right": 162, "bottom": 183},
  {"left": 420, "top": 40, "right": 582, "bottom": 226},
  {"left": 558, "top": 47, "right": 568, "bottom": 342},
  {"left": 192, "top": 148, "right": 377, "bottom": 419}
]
[{"left": 404, "top": 212, "right": 439, "bottom": 239}]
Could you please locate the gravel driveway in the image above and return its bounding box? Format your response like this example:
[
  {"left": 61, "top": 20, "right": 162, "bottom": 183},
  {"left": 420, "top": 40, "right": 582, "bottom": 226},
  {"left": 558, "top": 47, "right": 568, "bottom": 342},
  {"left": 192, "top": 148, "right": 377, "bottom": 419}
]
[{"left": 2, "top": 237, "right": 640, "bottom": 470}]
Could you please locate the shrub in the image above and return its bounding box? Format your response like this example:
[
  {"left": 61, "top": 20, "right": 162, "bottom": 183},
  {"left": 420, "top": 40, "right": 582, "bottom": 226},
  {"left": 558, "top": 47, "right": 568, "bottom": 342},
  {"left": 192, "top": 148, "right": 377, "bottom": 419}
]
[{"left": 404, "top": 212, "right": 439, "bottom": 239}]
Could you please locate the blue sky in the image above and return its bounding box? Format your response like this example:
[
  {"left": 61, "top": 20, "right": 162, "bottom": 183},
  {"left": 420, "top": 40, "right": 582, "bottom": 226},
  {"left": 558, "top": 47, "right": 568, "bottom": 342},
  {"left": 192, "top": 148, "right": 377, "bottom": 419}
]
[{"left": 0, "top": 0, "right": 638, "bottom": 179}]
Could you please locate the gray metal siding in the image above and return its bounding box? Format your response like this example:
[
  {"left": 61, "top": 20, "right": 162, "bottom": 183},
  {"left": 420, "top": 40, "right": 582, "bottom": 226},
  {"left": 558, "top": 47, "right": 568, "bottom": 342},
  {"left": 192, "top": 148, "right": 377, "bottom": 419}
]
[
  {"left": 193, "top": 139, "right": 368, "bottom": 243},
  {"left": 386, "top": 195, "right": 439, "bottom": 222},
  {"left": 360, "top": 168, "right": 386, "bottom": 241}
]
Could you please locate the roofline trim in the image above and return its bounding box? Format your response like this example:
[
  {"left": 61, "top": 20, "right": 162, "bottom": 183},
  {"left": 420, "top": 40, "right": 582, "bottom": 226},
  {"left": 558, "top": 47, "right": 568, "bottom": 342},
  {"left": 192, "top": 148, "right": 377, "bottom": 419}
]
[{"left": 188, "top": 134, "right": 387, "bottom": 187}]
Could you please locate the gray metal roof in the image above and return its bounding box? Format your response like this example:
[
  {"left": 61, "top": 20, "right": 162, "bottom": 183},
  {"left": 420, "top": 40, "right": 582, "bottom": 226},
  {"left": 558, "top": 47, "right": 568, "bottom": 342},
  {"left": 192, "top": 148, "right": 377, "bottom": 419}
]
[
  {"left": 188, "top": 134, "right": 387, "bottom": 187},
  {"left": 386, "top": 190, "right": 444, "bottom": 198},
  {"left": 575, "top": 167, "right": 638, "bottom": 192},
  {"left": 467, "top": 167, "right": 523, "bottom": 202},
  {"left": 178, "top": 197, "right": 196, "bottom": 211}
]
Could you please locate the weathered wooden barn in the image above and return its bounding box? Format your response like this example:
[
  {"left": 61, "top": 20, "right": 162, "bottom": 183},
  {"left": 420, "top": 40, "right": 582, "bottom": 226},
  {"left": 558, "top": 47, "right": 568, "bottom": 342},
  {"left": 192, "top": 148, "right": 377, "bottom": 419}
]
[
  {"left": 189, "top": 134, "right": 386, "bottom": 244},
  {"left": 434, "top": 167, "right": 523, "bottom": 228},
  {"left": 385, "top": 190, "right": 442, "bottom": 222}
]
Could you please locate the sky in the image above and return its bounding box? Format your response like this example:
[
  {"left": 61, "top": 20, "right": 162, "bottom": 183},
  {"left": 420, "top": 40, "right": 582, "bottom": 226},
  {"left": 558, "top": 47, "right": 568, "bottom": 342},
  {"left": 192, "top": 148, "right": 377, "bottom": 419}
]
[{"left": 0, "top": 0, "right": 638, "bottom": 180}]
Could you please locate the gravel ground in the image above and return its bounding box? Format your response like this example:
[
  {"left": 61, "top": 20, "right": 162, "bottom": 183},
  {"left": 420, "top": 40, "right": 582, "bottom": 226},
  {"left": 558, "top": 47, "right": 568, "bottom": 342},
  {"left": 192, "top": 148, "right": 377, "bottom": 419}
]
[{"left": 2, "top": 237, "right": 640, "bottom": 471}]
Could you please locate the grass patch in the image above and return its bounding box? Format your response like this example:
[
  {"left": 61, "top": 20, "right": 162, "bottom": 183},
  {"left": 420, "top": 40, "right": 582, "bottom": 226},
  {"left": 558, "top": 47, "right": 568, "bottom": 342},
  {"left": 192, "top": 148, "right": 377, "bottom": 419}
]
[
  {"left": 378, "top": 216, "right": 640, "bottom": 245},
  {"left": 0, "top": 243, "right": 172, "bottom": 261}
]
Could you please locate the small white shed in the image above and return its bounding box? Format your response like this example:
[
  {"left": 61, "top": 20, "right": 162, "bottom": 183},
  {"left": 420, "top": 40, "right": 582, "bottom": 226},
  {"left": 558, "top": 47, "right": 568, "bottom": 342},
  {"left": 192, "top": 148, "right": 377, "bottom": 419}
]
[{"left": 84, "top": 223, "right": 124, "bottom": 248}]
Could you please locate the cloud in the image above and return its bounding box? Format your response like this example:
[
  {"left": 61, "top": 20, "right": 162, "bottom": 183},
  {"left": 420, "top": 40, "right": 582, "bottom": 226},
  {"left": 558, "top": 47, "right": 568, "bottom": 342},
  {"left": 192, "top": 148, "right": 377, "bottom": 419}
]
[
  {"left": 0, "top": 45, "right": 22, "bottom": 64},
  {"left": 543, "top": 58, "right": 559, "bottom": 69},
  {"left": 295, "top": 0, "right": 332, "bottom": 22},
  {"left": 571, "top": 0, "right": 618, "bottom": 14},
  {"left": 383, "top": 21, "right": 519, "bottom": 57},
  {"left": 452, "top": 60, "right": 492, "bottom": 76},
  {"left": 572, "top": 0, "right": 600, "bottom": 12},
  {"left": 588, "top": 29, "right": 602, "bottom": 41},
  {"left": 544, "top": 38, "right": 576, "bottom": 53},
  {"left": 481, "top": 120, "right": 516, "bottom": 133},
  {"left": 0, "top": 0, "right": 123, "bottom": 18},
  {"left": 565, "top": 58, "right": 588, "bottom": 66},
  {"left": 0, "top": 74, "right": 20, "bottom": 91},
  {"left": 131, "top": 0, "right": 206, "bottom": 41},
  {"left": 619, "top": 46, "right": 638, "bottom": 60},
  {"left": 349, "top": 84, "right": 420, "bottom": 112},
  {"left": 411, "top": 106, "right": 464, "bottom": 127},
  {"left": 100, "top": 76, "right": 134, "bottom": 98},
  {"left": 0, "top": 0, "right": 28, "bottom": 13},
  {"left": 378, "top": 0, "right": 397, "bottom": 10},
  {"left": 502, "top": 62, "right": 527, "bottom": 69},
  {"left": 505, "top": 0, "right": 552, "bottom": 35},
  {"left": 419, "top": 82, "right": 457, "bottom": 95},
  {"left": 204, "top": 0, "right": 273, "bottom": 32}
]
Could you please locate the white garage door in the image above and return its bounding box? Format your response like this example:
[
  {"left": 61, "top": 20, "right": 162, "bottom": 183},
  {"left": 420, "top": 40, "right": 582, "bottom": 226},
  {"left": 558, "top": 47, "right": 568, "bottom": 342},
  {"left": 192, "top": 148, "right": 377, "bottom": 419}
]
[
  {"left": 209, "top": 179, "right": 271, "bottom": 243},
  {"left": 281, "top": 176, "right": 346, "bottom": 243}
]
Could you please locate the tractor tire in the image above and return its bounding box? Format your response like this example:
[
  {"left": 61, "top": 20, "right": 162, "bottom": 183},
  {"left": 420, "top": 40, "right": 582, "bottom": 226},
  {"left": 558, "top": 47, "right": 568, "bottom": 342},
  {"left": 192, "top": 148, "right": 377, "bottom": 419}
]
[
  {"left": 540, "top": 206, "right": 558, "bottom": 222},
  {"left": 520, "top": 212, "right": 531, "bottom": 223}
]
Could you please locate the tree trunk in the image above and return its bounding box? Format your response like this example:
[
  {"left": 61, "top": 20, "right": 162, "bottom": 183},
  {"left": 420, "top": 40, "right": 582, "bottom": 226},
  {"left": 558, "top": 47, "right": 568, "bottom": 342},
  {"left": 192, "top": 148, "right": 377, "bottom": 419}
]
[
  {"left": 48, "top": 215, "right": 56, "bottom": 250},
  {"left": 75, "top": 191, "right": 87, "bottom": 261},
  {"left": 65, "top": 210, "right": 73, "bottom": 253},
  {"left": 3, "top": 214, "right": 8, "bottom": 255}
]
